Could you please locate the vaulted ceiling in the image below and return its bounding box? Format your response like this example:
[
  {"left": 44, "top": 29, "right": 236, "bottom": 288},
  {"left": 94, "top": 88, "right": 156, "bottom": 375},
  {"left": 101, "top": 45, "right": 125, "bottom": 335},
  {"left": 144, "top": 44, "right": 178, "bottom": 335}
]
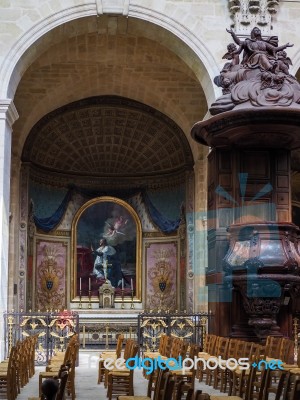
[{"left": 22, "top": 96, "right": 194, "bottom": 178}]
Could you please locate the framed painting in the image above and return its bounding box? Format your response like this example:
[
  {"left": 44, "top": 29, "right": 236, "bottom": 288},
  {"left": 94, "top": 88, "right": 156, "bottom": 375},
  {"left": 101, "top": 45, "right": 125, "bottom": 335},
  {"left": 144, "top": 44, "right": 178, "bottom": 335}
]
[{"left": 71, "top": 196, "right": 142, "bottom": 303}]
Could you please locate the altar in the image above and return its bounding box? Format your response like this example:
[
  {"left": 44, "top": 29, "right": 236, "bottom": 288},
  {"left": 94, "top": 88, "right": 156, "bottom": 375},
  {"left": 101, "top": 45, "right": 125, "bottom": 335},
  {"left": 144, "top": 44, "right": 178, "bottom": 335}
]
[{"left": 78, "top": 310, "right": 140, "bottom": 350}]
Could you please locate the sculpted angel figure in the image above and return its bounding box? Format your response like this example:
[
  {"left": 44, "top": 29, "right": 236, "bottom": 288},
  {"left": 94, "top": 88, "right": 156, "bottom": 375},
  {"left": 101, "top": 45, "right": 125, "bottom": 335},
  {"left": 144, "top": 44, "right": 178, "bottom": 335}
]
[
  {"left": 275, "top": 50, "right": 293, "bottom": 75},
  {"left": 226, "top": 26, "right": 293, "bottom": 72},
  {"left": 222, "top": 42, "right": 240, "bottom": 69}
]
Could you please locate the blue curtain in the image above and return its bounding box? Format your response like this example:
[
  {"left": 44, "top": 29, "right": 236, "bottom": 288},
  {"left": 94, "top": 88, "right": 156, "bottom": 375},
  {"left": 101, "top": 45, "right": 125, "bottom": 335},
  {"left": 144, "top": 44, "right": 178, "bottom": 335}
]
[
  {"left": 33, "top": 189, "right": 73, "bottom": 232},
  {"left": 142, "top": 192, "right": 181, "bottom": 234}
]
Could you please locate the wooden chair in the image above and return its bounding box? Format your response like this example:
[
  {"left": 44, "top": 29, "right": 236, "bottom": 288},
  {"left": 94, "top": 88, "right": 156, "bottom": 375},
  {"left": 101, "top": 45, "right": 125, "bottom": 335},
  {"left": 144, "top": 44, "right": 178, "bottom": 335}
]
[
  {"left": 214, "top": 338, "right": 239, "bottom": 392},
  {"left": 47, "top": 334, "right": 78, "bottom": 368},
  {"left": 171, "top": 344, "right": 200, "bottom": 398},
  {"left": 264, "top": 336, "right": 282, "bottom": 360},
  {"left": 244, "top": 363, "right": 268, "bottom": 400},
  {"left": 144, "top": 334, "right": 168, "bottom": 359},
  {"left": 206, "top": 337, "right": 229, "bottom": 387},
  {"left": 104, "top": 338, "right": 134, "bottom": 388},
  {"left": 98, "top": 333, "right": 124, "bottom": 384},
  {"left": 118, "top": 369, "right": 175, "bottom": 400},
  {"left": 289, "top": 376, "right": 300, "bottom": 400},
  {"left": 224, "top": 339, "right": 246, "bottom": 394},
  {"left": 29, "top": 371, "right": 68, "bottom": 400},
  {"left": 229, "top": 341, "right": 258, "bottom": 397},
  {"left": 39, "top": 363, "right": 70, "bottom": 398},
  {"left": 262, "top": 369, "right": 290, "bottom": 400},
  {"left": 56, "top": 370, "right": 69, "bottom": 400},
  {"left": 198, "top": 335, "right": 219, "bottom": 384},
  {"left": 107, "top": 342, "right": 138, "bottom": 400},
  {"left": 0, "top": 346, "right": 17, "bottom": 400},
  {"left": 202, "top": 334, "right": 217, "bottom": 354},
  {"left": 279, "top": 338, "right": 294, "bottom": 364},
  {"left": 39, "top": 337, "right": 78, "bottom": 399},
  {"left": 194, "top": 394, "right": 210, "bottom": 400}
]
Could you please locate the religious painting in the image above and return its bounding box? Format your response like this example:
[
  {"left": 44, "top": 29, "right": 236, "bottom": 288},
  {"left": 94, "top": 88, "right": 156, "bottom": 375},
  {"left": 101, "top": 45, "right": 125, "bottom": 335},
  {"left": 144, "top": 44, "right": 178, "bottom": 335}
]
[
  {"left": 35, "top": 239, "right": 68, "bottom": 311},
  {"left": 72, "top": 197, "right": 142, "bottom": 302},
  {"left": 145, "top": 241, "right": 178, "bottom": 311}
]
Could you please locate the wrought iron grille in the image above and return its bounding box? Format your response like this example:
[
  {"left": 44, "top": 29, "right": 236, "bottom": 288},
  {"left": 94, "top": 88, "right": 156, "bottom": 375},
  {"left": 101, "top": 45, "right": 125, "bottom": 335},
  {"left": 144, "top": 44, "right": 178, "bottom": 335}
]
[
  {"left": 80, "top": 322, "right": 137, "bottom": 349},
  {"left": 137, "top": 312, "right": 212, "bottom": 355},
  {"left": 3, "top": 311, "right": 79, "bottom": 365}
]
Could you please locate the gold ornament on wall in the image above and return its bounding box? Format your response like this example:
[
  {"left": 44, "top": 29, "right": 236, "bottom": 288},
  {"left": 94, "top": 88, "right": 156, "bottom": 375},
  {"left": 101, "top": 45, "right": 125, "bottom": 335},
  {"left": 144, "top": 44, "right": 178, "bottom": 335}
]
[
  {"left": 36, "top": 245, "right": 65, "bottom": 310},
  {"left": 147, "top": 246, "right": 177, "bottom": 311}
]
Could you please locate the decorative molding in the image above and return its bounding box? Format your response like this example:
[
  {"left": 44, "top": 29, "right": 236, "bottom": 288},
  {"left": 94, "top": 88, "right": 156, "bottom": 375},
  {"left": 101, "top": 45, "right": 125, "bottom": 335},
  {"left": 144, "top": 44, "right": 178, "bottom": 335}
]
[
  {"left": 19, "top": 166, "right": 30, "bottom": 311},
  {"left": 44, "top": 230, "right": 71, "bottom": 237},
  {"left": 142, "top": 232, "right": 176, "bottom": 238},
  {"left": 229, "top": 0, "right": 280, "bottom": 35},
  {"left": 0, "top": 99, "right": 19, "bottom": 128},
  {"left": 28, "top": 165, "right": 187, "bottom": 190}
]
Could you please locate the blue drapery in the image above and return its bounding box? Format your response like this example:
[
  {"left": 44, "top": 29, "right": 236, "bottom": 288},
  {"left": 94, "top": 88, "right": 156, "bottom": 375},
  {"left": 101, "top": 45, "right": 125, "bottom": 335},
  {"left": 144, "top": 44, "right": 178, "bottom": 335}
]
[
  {"left": 33, "top": 186, "right": 181, "bottom": 234},
  {"left": 33, "top": 189, "right": 73, "bottom": 233},
  {"left": 142, "top": 192, "right": 181, "bottom": 234}
]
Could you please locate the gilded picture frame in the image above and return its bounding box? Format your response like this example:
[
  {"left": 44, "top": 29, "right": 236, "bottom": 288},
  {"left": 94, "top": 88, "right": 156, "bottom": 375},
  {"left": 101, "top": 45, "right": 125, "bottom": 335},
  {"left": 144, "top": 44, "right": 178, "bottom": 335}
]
[{"left": 71, "top": 196, "right": 142, "bottom": 303}]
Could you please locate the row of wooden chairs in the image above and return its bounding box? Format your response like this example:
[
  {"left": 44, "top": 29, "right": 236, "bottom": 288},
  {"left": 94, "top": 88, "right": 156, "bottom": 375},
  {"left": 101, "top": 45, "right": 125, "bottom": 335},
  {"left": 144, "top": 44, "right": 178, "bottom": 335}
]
[
  {"left": 197, "top": 333, "right": 300, "bottom": 400},
  {"left": 202, "top": 334, "right": 294, "bottom": 364},
  {"left": 0, "top": 335, "right": 38, "bottom": 400},
  {"left": 198, "top": 334, "right": 294, "bottom": 392},
  {"left": 143, "top": 334, "right": 201, "bottom": 399},
  {"left": 144, "top": 334, "right": 189, "bottom": 362}
]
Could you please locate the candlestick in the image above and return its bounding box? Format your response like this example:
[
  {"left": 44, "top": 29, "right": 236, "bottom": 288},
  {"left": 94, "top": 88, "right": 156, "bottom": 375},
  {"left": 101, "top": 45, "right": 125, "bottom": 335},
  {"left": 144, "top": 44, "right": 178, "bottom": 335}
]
[
  {"left": 130, "top": 288, "right": 135, "bottom": 309},
  {"left": 89, "top": 277, "right": 91, "bottom": 291},
  {"left": 88, "top": 289, "right": 92, "bottom": 309},
  {"left": 79, "top": 289, "right": 82, "bottom": 309},
  {"left": 121, "top": 288, "right": 125, "bottom": 309},
  {"left": 131, "top": 278, "right": 133, "bottom": 291}
]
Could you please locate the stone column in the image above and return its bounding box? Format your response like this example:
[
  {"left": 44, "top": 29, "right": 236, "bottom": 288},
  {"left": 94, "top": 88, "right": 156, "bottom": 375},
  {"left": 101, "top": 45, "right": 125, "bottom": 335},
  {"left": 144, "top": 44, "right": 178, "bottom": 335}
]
[{"left": 0, "top": 99, "right": 18, "bottom": 359}]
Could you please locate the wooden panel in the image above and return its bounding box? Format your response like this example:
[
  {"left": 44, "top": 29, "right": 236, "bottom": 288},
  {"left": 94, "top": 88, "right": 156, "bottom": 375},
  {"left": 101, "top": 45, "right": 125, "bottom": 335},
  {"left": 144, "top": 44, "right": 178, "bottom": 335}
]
[
  {"left": 277, "top": 193, "right": 289, "bottom": 205},
  {"left": 218, "top": 151, "right": 232, "bottom": 171},
  {"left": 240, "top": 150, "right": 270, "bottom": 178},
  {"left": 219, "top": 173, "right": 232, "bottom": 188},
  {"left": 277, "top": 175, "right": 289, "bottom": 188},
  {"left": 276, "top": 151, "right": 289, "bottom": 172},
  {"left": 277, "top": 209, "right": 290, "bottom": 222}
]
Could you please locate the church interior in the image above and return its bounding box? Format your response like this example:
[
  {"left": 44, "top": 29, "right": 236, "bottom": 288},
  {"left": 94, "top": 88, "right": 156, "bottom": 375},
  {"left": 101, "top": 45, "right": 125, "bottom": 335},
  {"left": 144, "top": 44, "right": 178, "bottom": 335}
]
[{"left": 2, "top": 0, "right": 300, "bottom": 399}]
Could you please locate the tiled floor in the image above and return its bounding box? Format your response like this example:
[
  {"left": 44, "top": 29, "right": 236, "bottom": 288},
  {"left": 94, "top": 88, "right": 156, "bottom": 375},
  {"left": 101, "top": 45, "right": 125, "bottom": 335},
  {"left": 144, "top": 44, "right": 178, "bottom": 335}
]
[{"left": 17, "top": 350, "right": 225, "bottom": 399}]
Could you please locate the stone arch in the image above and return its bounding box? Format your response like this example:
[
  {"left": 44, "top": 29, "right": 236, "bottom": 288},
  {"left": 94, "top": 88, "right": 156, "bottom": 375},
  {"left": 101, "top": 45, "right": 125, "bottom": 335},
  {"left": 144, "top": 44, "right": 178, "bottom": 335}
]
[{"left": 0, "top": 3, "right": 219, "bottom": 108}]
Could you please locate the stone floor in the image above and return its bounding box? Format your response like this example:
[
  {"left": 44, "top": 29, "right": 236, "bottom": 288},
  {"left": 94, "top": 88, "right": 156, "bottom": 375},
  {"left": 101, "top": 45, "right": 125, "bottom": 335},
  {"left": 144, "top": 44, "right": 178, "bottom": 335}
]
[{"left": 16, "top": 350, "right": 226, "bottom": 399}]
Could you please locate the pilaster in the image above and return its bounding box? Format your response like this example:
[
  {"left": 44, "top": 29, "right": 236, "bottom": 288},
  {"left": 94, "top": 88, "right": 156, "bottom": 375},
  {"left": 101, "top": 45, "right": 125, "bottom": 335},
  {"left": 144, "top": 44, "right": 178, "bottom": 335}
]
[{"left": 0, "top": 99, "right": 18, "bottom": 360}]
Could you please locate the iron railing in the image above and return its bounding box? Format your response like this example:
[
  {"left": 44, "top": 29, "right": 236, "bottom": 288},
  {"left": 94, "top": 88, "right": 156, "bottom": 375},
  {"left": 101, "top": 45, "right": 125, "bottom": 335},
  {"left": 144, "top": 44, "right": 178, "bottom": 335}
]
[
  {"left": 137, "top": 311, "right": 212, "bottom": 355},
  {"left": 3, "top": 310, "right": 79, "bottom": 365}
]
